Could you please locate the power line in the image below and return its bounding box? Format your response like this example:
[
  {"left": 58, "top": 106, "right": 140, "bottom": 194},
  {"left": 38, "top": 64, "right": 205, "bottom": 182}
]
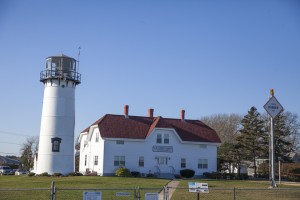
[
  {"left": 0, "top": 130, "right": 32, "bottom": 137},
  {"left": 0, "top": 152, "right": 20, "bottom": 155},
  {"left": 0, "top": 141, "right": 22, "bottom": 146}
]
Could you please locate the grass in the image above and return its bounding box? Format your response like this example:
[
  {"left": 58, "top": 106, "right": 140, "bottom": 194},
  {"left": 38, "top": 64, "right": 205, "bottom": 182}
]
[
  {"left": 1, "top": 176, "right": 300, "bottom": 200},
  {"left": 171, "top": 179, "right": 300, "bottom": 200},
  {"left": 0, "top": 175, "right": 169, "bottom": 200}
]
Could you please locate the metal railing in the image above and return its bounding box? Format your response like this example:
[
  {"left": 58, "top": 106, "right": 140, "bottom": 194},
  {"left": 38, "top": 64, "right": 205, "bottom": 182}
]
[{"left": 40, "top": 70, "right": 81, "bottom": 84}]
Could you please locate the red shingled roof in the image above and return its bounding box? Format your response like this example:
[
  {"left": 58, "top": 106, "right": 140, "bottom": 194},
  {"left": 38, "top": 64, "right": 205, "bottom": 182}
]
[{"left": 82, "top": 114, "right": 221, "bottom": 143}]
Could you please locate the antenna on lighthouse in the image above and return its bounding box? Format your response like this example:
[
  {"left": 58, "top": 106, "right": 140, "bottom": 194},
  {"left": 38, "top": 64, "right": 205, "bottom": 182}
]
[{"left": 77, "top": 46, "right": 81, "bottom": 73}]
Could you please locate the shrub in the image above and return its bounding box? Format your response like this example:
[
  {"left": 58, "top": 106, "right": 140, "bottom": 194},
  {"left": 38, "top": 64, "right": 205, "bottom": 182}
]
[
  {"left": 28, "top": 172, "right": 35, "bottom": 177},
  {"left": 53, "top": 173, "right": 62, "bottom": 177},
  {"left": 180, "top": 169, "right": 195, "bottom": 178},
  {"left": 115, "top": 167, "right": 131, "bottom": 177},
  {"left": 75, "top": 172, "right": 83, "bottom": 176},
  {"left": 146, "top": 173, "right": 155, "bottom": 178},
  {"left": 68, "top": 172, "right": 83, "bottom": 176},
  {"left": 203, "top": 172, "right": 221, "bottom": 179},
  {"left": 40, "top": 172, "right": 49, "bottom": 177},
  {"left": 68, "top": 172, "right": 76, "bottom": 176},
  {"left": 131, "top": 171, "right": 140, "bottom": 177}
]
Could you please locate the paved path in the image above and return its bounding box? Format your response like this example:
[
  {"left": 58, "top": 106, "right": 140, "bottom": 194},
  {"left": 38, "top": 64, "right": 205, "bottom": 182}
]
[{"left": 159, "top": 180, "right": 180, "bottom": 200}]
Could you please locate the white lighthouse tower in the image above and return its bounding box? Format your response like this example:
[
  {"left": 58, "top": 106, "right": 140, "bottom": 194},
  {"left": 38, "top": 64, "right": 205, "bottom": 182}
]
[{"left": 36, "top": 54, "right": 81, "bottom": 175}]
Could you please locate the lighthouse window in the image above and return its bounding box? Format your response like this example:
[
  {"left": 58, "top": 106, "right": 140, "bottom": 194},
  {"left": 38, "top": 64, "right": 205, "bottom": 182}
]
[{"left": 51, "top": 137, "right": 62, "bottom": 152}]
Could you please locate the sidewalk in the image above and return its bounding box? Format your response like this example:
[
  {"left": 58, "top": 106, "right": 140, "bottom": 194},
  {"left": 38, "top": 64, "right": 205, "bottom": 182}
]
[{"left": 159, "top": 180, "right": 180, "bottom": 200}]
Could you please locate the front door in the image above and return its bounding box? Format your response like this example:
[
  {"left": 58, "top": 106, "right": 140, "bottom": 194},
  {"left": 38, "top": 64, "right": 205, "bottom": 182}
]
[{"left": 157, "top": 156, "right": 169, "bottom": 172}]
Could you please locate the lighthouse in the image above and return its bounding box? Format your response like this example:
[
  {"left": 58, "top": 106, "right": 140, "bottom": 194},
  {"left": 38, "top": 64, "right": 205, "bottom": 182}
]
[{"left": 35, "top": 54, "right": 81, "bottom": 175}]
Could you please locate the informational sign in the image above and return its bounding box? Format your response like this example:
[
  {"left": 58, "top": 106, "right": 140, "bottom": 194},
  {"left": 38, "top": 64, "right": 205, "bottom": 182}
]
[
  {"left": 83, "top": 191, "right": 102, "bottom": 200},
  {"left": 188, "top": 182, "right": 209, "bottom": 193},
  {"left": 145, "top": 192, "right": 159, "bottom": 200},
  {"left": 152, "top": 145, "right": 173, "bottom": 153},
  {"left": 264, "top": 96, "right": 283, "bottom": 118},
  {"left": 116, "top": 192, "right": 130, "bottom": 197}
]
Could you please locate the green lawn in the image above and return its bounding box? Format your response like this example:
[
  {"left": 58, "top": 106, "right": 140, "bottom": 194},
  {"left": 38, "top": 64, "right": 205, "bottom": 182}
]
[
  {"left": 0, "top": 175, "right": 169, "bottom": 200},
  {"left": 1, "top": 176, "right": 300, "bottom": 200},
  {"left": 172, "top": 179, "right": 300, "bottom": 200}
]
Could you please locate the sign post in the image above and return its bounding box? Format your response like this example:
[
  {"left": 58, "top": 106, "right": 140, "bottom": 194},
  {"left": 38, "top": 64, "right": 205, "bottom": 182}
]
[
  {"left": 264, "top": 89, "right": 283, "bottom": 188},
  {"left": 188, "top": 182, "right": 209, "bottom": 200}
]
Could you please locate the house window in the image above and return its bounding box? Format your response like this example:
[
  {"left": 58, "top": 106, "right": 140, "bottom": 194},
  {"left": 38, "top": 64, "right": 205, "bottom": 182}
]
[
  {"left": 85, "top": 155, "right": 87, "bottom": 166},
  {"left": 157, "top": 133, "right": 169, "bottom": 144},
  {"left": 94, "top": 156, "right": 98, "bottom": 165},
  {"left": 181, "top": 158, "right": 186, "bottom": 168},
  {"left": 156, "top": 134, "right": 162, "bottom": 144},
  {"left": 139, "top": 156, "right": 144, "bottom": 167},
  {"left": 95, "top": 133, "right": 99, "bottom": 142},
  {"left": 198, "top": 159, "right": 208, "bottom": 169},
  {"left": 114, "top": 156, "right": 125, "bottom": 166},
  {"left": 199, "top": 144, "right": 207, "bottom": 149},
  {"left": 164, "top": 134, "right": 169, "bottom": 144},
  {"left": 51, "top": 137, "right": 62, "bottom": 152},
  {"left": 116, "top": 140, "right": 124, "bottom": 144}
]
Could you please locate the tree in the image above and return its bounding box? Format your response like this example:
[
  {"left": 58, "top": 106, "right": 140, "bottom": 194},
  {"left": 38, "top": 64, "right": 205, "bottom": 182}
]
[
  {"left": 277, "top": 111, "right": 300, "bottom": 152},
  {"left": 263, "top": 111, "right": 300, "bottom": 161},
  {"left": 218, "top": 142, "right": 243, "bottom": 175},
  {"left": 201, "top": 113, "right": 242, "bottom": 143},
  {"left": 238, "top": 106, "right": 267, "bottom": 177},
  {"left": 273, "top": 112, "right": 294, "bottom": 162},
  {"left": 20, "top": 136, "right": 39, "bottom": 170}
]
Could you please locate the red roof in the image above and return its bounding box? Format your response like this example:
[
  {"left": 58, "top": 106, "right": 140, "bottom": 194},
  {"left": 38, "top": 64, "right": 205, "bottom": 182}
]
[{"left": 82, "top": 114, "right": 221, "bottom": 143}]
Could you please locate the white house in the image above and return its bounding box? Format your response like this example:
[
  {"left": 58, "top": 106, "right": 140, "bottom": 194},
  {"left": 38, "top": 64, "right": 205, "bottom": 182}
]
[{"left": 79, "top": 105, "right": 221, "bottom": 178}]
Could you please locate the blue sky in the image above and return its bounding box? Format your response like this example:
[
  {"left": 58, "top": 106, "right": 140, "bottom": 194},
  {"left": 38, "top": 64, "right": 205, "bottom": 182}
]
[{"left": 0, "top": 0, "right": 299, "bottom": 156}]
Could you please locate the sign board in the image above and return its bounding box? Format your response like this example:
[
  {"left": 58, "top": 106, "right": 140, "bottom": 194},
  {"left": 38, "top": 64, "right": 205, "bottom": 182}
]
[
  {"left": 264, "top": 96, "right": 283, "bottom": 118},
  {"left": 188, "top": 182, "right": 209, "bottom": 193},
  {"left": 145, "top": 193, "right": 159, "bottom": 200},
  {"left": 152, "top": 145, "right": 173, "bottom": 153},
  {"left": 83, "top": 191, "right": 102, "bottom": 200},
  {"left": 116, "top": 192, "right": 130, "bottom": 197}
]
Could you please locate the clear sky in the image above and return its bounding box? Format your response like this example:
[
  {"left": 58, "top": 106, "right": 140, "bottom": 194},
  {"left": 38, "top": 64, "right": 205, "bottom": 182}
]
[{"left": 0, "top": 0, "right": 299, "bottom": 156}]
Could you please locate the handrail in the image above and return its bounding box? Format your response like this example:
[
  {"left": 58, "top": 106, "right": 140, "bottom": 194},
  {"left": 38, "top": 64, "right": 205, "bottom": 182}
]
[
  {"left": 154, "top": 165, "right": 160, "bottom": 176},
  {"left": 169, "top": 166, "right": 175, "bottom": 174},
  {"left": 40, "top": 70, "right": 81, "bottom": 84}
]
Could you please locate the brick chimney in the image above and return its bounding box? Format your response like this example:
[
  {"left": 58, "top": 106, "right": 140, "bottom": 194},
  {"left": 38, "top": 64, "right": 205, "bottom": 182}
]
[
  {"left": 148, "top": 108, "right": 154, "bottom": 118},
  {"left": 180, "top": 109, "right": 185, "bottom": 120},
  {"left": 124, "top": 105, "right": 129, "bottom": 118}
]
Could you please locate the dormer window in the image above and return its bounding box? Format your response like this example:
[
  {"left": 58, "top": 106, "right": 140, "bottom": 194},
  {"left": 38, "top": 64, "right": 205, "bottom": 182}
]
[
  {"left": 156, "top": 133, "right": 169, "bottom": 144},
  {"left": 156, "top": 134, "right": 162, "bottom": 144},
  {"left": 51, "top": 137, "right": 62, "bottom": 152},
  {"left": 164, "top": 134, "right": 169, "bottom": 144}
]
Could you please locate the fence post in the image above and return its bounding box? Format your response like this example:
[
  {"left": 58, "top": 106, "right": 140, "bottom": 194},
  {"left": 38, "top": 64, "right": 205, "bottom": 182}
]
[
  {"left": 233, "top": 187, "right": 236, "bottom": 200},
  {"left": 137, "top": 186, "right": 140, "bottom": 200},
  {"left": 50, "top": 181, "right": 56, "bottom": 200},
  {"left": 134, "top": 187, "right": 136, "bottom": 200},
  {"left": 164, "top": 186, "right": 169, "bottom": 200}
]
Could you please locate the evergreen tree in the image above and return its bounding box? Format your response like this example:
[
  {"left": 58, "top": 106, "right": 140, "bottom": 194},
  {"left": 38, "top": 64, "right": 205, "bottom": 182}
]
[
  {"left": 238, "top": 106, "right": 267, "bottom": 177},
  {"left": 272, "top": 112, "right": 294, "bottom": 162},
  {"left": 218, "top": 142, "right": 243, "bottom": 175}
]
